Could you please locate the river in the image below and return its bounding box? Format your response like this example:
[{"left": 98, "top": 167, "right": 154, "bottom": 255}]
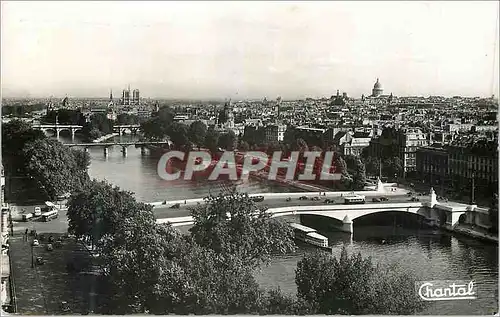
[{"left": 63, "top": 135, "right": 499, "bottom": 315}]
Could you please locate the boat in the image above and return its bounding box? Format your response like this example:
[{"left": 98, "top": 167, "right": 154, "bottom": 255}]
[{"left": 289, "top": 222, "right": 332, "bottom": 251}]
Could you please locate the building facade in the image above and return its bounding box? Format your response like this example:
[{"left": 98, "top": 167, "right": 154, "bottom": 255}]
[
  {"left": 264, "top": 124, "right": 286, "bottom": 143},
  {"left": 397, "top": 127, "right": 428, "bottom": 175},
  {"left": 416, "top": 145, "right": 449, "bottom": 191}
]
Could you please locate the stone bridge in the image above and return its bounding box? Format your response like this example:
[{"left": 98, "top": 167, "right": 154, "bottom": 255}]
[
  {"left": 32, "top": 124, "right": 83, "bottom": 139},
  {"left": 64, "top": 141, "right": 171, "bottom": 157},
  {"left": 156, "top": 188, "right": 478, "bottom": 234}
]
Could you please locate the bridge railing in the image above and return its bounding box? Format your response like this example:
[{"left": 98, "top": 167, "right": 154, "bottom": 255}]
[
  {"left": 150, "top": 189, "right": 410, "bottom": 207},
  {"left": 155, "top": 202, "right": 426, "bottom": 226}
]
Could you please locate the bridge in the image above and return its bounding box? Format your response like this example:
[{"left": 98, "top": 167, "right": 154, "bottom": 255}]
[
  {"left": 32, "top": 124, "right": 141, "bottom": 139},
  {"left": 64, "top": 141, "right": 170, "bottom": 156},
  {"left": 32, "top": 124, "right": 83, "bottom": 139},
  {"left": 153, "top": 188, "right": 483, "bottom": 234}
]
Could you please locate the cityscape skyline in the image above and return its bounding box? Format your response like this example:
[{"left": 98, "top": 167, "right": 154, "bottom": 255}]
[{"left": 1, "top": 1, "right": 499, "bottom": 100}]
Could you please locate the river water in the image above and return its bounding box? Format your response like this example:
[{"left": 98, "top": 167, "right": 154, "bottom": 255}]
[{"left": 63, "top": 135, "right": 499, "bottom": 315}]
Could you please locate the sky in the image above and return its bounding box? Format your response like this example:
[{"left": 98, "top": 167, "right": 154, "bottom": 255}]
[{"left": 1, "top": 1, "right": 499, "bottom": 100}]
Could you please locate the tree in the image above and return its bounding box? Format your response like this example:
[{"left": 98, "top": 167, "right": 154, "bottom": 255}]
[
  {"left": 489, "top": 193, "right": 498, "bottom": 233},
  {"left": 67, "top": 179, "right": 152, "bottom": 246},
  {"left": 2, "top": 120, "right": 46, "bottom": 174},
  {"left": 141, "top": 117, "right": 167, "bottom": 141},
  {"left": 188, "top": 120, "right": 207, "bottom": 148},
  {"left": 352, "top": 158, "right": 367, "bottom": 190},
  {"left": 22, "top": 139, "right": 88, "bottom": 200},
  {"left": 283, "top": 126, "right": 296, "bottom": 147},
  {"left": 117, "top": 113, "right": 140, "bottom": 125},
  {"left": 204, "top": 128, "right": 220, "bottom": 153},
  {"left": 295, "top": 246, "right": 426, "bottom": 315},
  {"left": 364, "top": 157, "right": 381, "bottom": 177},
  {"left": 90, "top": 112, "right": 114, "bottom": 135},
  {"left": 153, "top": 106, "right": 175, "bottom": 124},
  {"left": 218, "top": 130, "right": 237, "bottom": 150},
  {"left": 167, "top": 122, "right": 189, "bottom": 149},
  {"left": 189, "top": 188, "right": 295, "bottom": 269},
  {"left": 99, "top": 213, "right": 190, "bottom": 314},
  {"left": 100, "top": 213, "right": 274, "bottom": 315},
  {"left": 335, "top": 154, "right": 352, "bottom": 189}
]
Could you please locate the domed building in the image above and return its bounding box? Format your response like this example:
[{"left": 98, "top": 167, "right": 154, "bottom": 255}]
[{"left": 372, "top": 78, "right": 383, "bottom": 97}]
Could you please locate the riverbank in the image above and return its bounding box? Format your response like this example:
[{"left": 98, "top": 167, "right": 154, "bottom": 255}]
[
  {"left": 249, "top": 170, "right": 331, "bottom": 192},
  {"left": 452, "top": 224, "right": 498, "bottom": 243}
]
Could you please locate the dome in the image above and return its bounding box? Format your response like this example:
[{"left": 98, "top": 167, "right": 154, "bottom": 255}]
[{"left": 373, "top": 78, "right": 382, "bottom": 89}]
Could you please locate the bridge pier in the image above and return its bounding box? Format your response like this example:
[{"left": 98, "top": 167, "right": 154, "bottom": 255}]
[
  {"left": 341, "top": 215, "right": 353, "bottom": 234},
  {"left": 84, "top": 147, "right": 89, "bottom": 153},
  {"left": 71, "top": 129, "right": 76, "bottom": 140},
  {"left": 104, "top": 147, "right": 109, "bottom": 157},
  {"left": 122, "top": 146, "right": 128, "bottom": 157},
  {"left": 55, "top": 128, "right": 61, "bottom": 140}
]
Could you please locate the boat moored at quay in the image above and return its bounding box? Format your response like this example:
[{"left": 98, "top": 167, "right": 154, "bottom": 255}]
[{"left": 289, "top": 222, "right": 332, "bottom": 251}]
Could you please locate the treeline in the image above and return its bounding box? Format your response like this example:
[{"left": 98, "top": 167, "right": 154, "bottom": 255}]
[
  {"left": 2, "top": 120, "right": 90, "bottom": 201},
  {"left": 2, "top": 103, "right": 47, "bottom": 116},
  {"left": 140, "top": 106, "right": 237, "bottom": 152}
]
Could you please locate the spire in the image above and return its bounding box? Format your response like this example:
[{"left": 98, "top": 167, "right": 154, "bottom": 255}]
[{"left": 110, "top": 89, "right": 113, "bottom": 100}]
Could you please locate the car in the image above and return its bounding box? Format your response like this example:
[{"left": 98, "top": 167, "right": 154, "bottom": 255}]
[
  {"left": 311, "top": 197, "right": 320, "bottom": 201},
  {"left": 410, "top": 197, "right": 420, "bottom": 202},
  {"left": 170, "top": 203, "right": 181, "bottom": 209},
  {"left": 285, "top": 197, "right": 291, "bottom": 202},
  {"left": 372, "top": 197, "right": 381, "bottom": 202},
  {"left": 252, "top": 196, "right": 265, "bottom": 202},
  {"left": 46, "top": 244, "right": 54, "bottom": 251},
  {"left": 324, "top": 199, "right": 334, "bottom": 204},
  {"left": 380, "top": 197, "right": 389, "bottom": 201},
  {"left": 32, "top": 239, "right": 39, "bottom": 246},
  {"left": 299, "top": 196, "right": 308, "bottom": 200}
]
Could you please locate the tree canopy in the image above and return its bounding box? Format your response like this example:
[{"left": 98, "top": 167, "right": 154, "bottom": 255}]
[
  {"left": 22, "top": 138, "right": 90, "bottom": 200},
  {"left": 188, "top": 120, "right": 208, "bottom": 148},
  {"left": 67, "top": 179, "right": 152, "bottom": 245},
  {"left": 2, "top": 120, "right": 47, "bottom": 174},
  {"left": 296, "top": 246, "right": 426, "bottom": 315},
  {"left": 189, "top": 188, "right": 295, "bottom": 269}
]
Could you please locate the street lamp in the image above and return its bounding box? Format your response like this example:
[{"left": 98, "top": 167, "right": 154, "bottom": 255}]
[{"left": 31, "top": 242, "right": 34, "bottom": 268}]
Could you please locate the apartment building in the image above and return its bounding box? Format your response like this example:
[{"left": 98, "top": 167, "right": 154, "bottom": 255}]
[
  {"left": 264, "top": 124, "right": 286, "bottom": 143},
  {"left": 416, "top": 134, "right": 499, "bottom": 198},
  {"left": 397, "top": 127, "right": 428, "bottom": 175}
]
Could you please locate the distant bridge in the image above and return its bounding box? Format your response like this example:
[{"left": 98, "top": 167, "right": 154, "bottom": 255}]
[
  {"left": 32, "top": 124, "right": 83, "bottom": 139},
  {"left": 65, "top": 140, "right": 171, "bottom": 156},
  {"left": 32, "top": 124, "right": 142, "bottom": 138},
  {"left": 156, "top": 189, "right": 479, "bottom": 234}
]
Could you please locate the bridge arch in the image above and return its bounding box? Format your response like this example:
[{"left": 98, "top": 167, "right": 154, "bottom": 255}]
[
  {"left": 268, "top": 205, "right": 429, "bottom": 234},
  {"left": 353, "top": 209, "right": 430, "bottom": 229}
]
